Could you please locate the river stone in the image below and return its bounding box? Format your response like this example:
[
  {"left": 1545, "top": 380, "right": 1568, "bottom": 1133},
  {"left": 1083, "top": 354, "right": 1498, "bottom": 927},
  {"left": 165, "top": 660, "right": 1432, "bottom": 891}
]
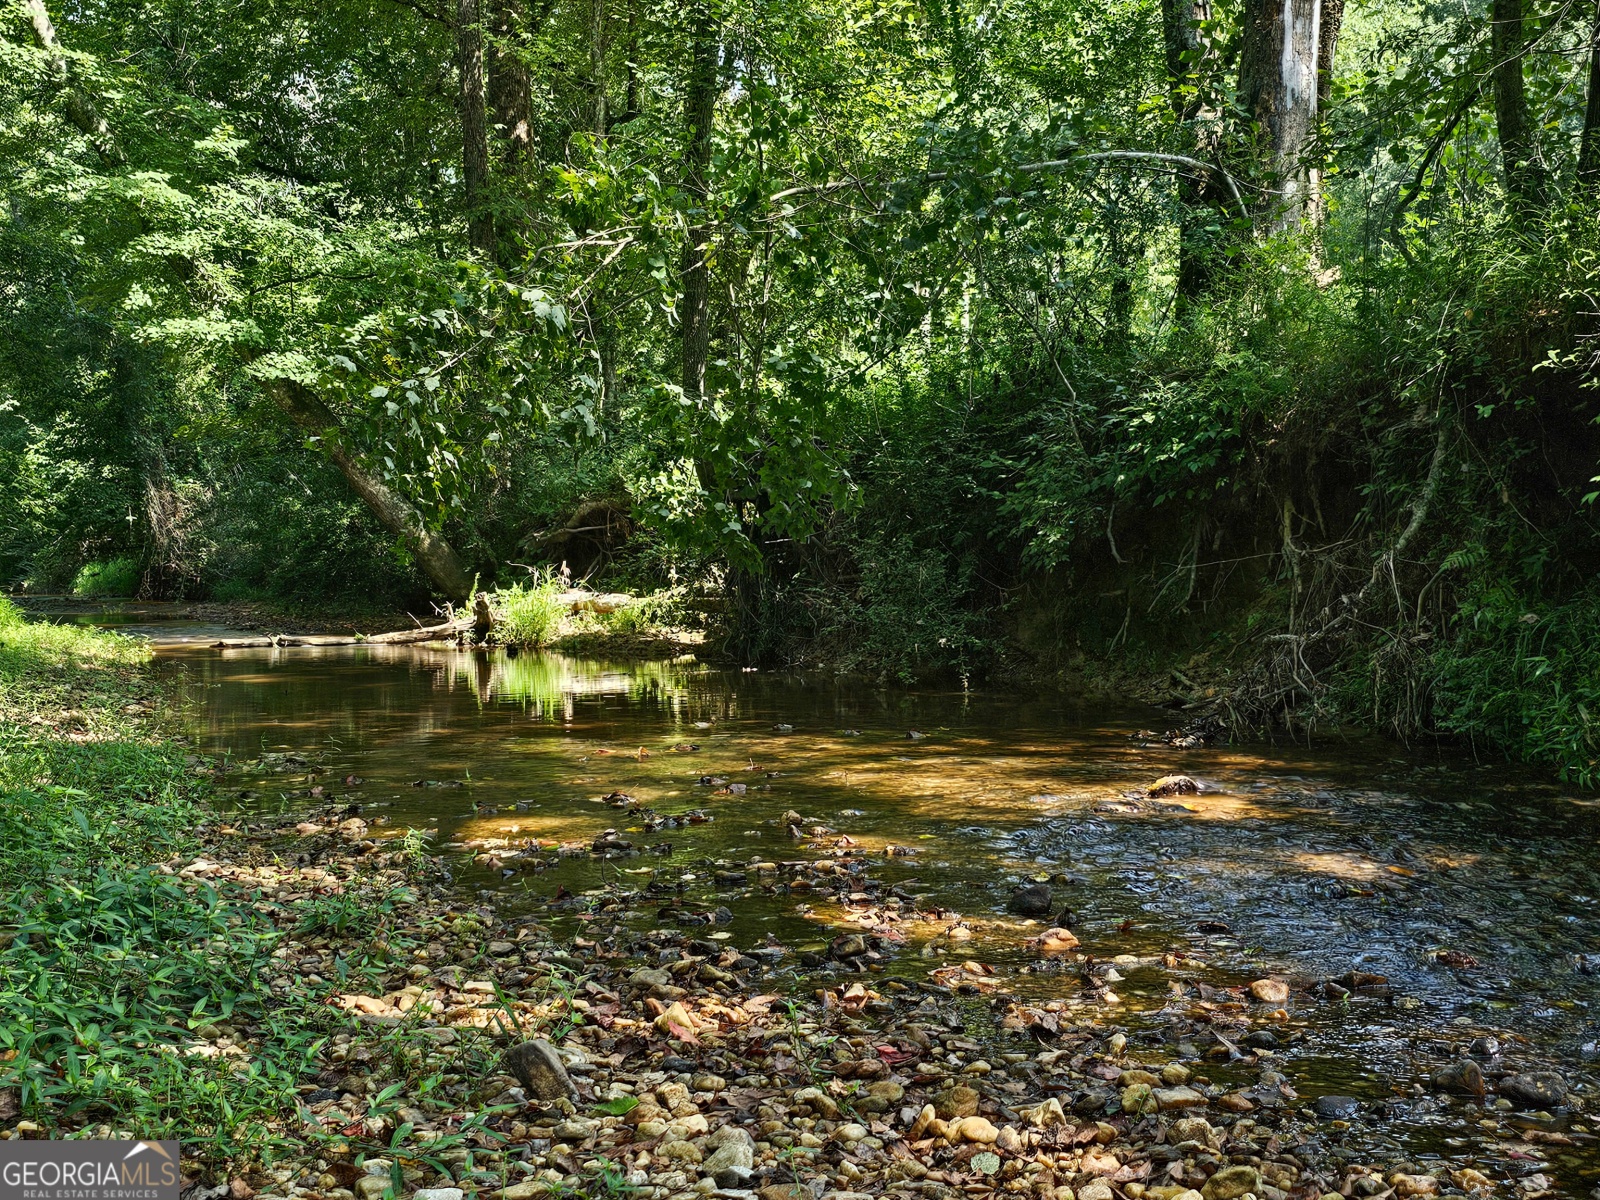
[
  {"left": 1430, "top": 1060, "right": 1485, "bottom": 1096},
  {"left": 1389, "top": 1175, "right": 1440, "bottom": 1198},
  {"left": 935, "top": 1084, "right": 980, "bottom": 1119},
  {"left": 1156, "top": 1086, "right": 1206, "bottom": 1110},
  {"left": 1170, "top": 1117, "right": 1218, "bottom": 1148},
  {"left": 413, "top": 1190, "right": 464, "bottom": 1200},
  {"left": 1312, "top": 1095, "right": 1362, "bottom": 1120},
  {"left": 1499, "top": 1072, "right": 1568, "bottom": 1109},
  {"left": 951, "top": 1116, "right": 999, "bottom": 1144},
  {"left": 1202, "top": 1167, "right": 1263, "bottom": 1200},
  {"left": 1121, "top": 1083, "right": 1157, "bottom": 1116},
  {"left": 794, "top": 1086, "right": 840, "bottom": 1118},
  {"left": 702, "top": 1128, "right": 755, "bottom": 1177},
  {"left": 503, "top": 1039, "right": 577, "bottom": 1102},
  {"left": 1120, "top": 1069, "right": 1161, "bottom": 1088},
  {"left": 1008, "top": 884, "right": 1054, "bottom": 917},
  {"left": 867, "top": 1080, "right": 904, "bottom": 1106},
  {"left": 1079, "top": 1183, "right": 1116, "bottom": 1200},
  {"left": 1248, "top": 978, "right": 1291, "bottom": 1004},
  {"left": 1146, "top": 775, "right": 1200, "bottom": 797}
]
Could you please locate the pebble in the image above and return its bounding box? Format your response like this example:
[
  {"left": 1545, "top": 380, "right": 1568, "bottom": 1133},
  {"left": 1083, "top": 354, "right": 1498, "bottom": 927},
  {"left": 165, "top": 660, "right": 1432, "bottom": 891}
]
[{"left": 1249, "top": 978, "right": 1291, "bottom": 1004}]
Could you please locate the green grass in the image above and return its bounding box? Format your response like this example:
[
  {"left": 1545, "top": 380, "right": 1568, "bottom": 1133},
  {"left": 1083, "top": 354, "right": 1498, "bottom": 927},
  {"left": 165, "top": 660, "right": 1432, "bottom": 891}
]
[
  {"left": 0, "top": 600, "right": 399, "bottom": 1167},
  {"left": 489, "top": 579, "right": 567, "bottom": 646},
  {"left": 71, "top": 557, "right": 139, "bottom": 598}
]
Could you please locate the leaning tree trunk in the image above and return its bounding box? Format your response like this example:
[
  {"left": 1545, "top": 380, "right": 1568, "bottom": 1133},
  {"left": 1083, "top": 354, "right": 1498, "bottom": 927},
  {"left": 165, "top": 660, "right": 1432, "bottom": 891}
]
[
  {"left": 23, "top": 0, "right": 121, "bottom": 166},
  {"left": 680, "top": 0, "right": 716, "bottom": 403},
  {"left": 1491, "top": 0, "right": 1548, "bottom": 210},
  {"left": 257, "top": 374, "right": 476, "bottom": 602},
  {"left": 1577, "top": 0, "right": 1600, "bottom": 182},
  {"left": 1238, "top": 0, "right": 1325, "bottom": 229},
  {"left": 457, "top": 0, "right": 495, "bottom": 255}
]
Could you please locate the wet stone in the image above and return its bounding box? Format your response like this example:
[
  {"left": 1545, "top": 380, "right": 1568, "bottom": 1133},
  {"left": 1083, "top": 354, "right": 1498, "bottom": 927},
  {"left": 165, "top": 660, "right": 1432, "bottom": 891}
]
[
  {"left": 1429, "top": 1060, "right": 1485, "bottom": 1097},
  {"left": 1312, "top": 1095, "right": 1363, "bottom": 1120},
  {"left": 1498, "top": 1072, "right": 1567, "bottom": 1109},
  {"left": 1008, "top": 884, "right": 1053, "bottom": 917}
]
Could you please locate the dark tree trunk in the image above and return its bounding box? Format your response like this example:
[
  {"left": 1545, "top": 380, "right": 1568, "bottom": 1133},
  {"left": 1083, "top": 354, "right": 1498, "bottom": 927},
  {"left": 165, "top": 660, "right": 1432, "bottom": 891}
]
[
  {"left": 1238, "top": 0, "right": 1324, "bottom": 228},
  {"left": 258, "top": 374, "right": 477, "bottom": 601},
  {"left": 457, "top": 0, "right": 495, "bottom": 255},
  {"left": 624, "top": 0, "right": 640, "bottom": 122},
  {"left": 1161, "top": 0, "right": 1223, "bottom": 297},
  {"left": 488, "top": 0, "right": 532, "bottom": 166},
  {"left": 1491, "top": 0, "right": 1548, "bottom": 209},
  {"left": 680, "top": 0, "right": 716, "bottom": 402},
  {"left": 1577, "top": 0, "right": 1600, "bottom": 182},
  {"left": 591, "top": 0, "right": 608, "bottom": 137}
]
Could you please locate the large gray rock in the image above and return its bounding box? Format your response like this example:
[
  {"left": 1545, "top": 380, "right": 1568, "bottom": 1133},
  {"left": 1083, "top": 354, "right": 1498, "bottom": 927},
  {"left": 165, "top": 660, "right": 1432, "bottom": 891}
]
[
  {"left": 503, "top": 1039, "right": 578, "bottom": 1102},
  {"left": 1499, "top": 1072, "right": 1568, "bottom": 1110}
]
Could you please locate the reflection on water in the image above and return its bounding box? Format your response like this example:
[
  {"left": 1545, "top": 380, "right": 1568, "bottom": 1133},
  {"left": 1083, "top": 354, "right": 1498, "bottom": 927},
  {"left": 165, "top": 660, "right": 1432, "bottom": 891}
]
[{"left": 163, "top": 643, "right": 1600, "bottom": 1185}]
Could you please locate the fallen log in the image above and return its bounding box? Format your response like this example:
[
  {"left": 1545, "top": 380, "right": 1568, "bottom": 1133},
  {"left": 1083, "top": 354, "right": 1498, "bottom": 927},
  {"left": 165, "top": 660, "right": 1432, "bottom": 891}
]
[{"left": 209, "top": 615, "right": 472, "bottom": 650}]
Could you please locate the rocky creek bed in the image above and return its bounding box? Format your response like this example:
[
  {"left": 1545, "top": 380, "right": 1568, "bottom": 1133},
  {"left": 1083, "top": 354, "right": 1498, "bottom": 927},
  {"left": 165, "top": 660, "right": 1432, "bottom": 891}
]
[
  {"left": 10, "top": 643, "right": 1598, "bottom": 1200},
  {"left": 16, "top": 785, "right": 1583, "bottom": 1200}
]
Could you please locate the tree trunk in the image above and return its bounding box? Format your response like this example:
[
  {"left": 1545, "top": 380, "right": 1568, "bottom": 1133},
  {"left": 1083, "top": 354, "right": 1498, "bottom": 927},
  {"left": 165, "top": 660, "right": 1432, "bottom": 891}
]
[
  {"left": 1162, "top": 0, "right": 1224, "bottom": 297},
  {"left": 591, "top": 0, "right": 608, "bottom": 138},
  {"left": 1491, "top": 0, "right": 1547, "bottom": 209},
  {"left": 23, "top": 0, "right": 122, "bottom": 167},
  {"left": 257, "top": 374, "right": 477, "bottom": 602},
  {"left": 680, "top": 0, "right": 716, "bottom": 402},
  {"left": 1238, "top": 0, "right": 1324, "bottom": 229},
  {"left": 457, "top": 0, "right": 495, "bottom": 255},
  {"left": 488, "top": 0, "right": 533, "bottom": 166},
  {"left": 1577, "top": 0, "right": 1600, "bottom": 182}
]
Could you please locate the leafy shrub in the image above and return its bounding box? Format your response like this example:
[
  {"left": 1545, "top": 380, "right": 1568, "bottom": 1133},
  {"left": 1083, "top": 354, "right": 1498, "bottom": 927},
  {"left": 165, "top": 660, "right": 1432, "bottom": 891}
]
[
  {"left": 1430, "top": 589, "right": 1600, "bottom": 786},
  {"left": 490, "top": 579, "right": 567, "bottom": 646},
  {"left": 72, "top": 556, "right": 139, "bottom": 597}
]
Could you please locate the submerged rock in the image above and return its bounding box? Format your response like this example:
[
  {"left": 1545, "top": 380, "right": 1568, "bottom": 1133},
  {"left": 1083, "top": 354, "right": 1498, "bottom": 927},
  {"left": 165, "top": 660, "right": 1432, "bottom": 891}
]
[
  {"left": 1146, "top": 775, "right": 1201, "bottom": 797},
  {"left": 1430, "top": 1059, "right": 1485, "bottom": 1097},
  {"left": 1312, "top": 1094, "right": 1362, "bottom": 1120},
  {"left": 1499, "top": 1072, "right": 1568, "bottom": 1109},
  {"left": 1007, "top": 884, "right": 1053, "bottom": 917}
]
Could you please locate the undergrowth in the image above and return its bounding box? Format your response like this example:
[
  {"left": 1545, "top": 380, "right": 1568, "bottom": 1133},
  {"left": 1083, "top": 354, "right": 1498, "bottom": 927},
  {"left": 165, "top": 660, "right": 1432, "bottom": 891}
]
[
  {"left": 0, "top": 601, "right": 483, "bottom": 1170},
  {"left": 489, "top": 578, "right": 567, "bottom": 646}
]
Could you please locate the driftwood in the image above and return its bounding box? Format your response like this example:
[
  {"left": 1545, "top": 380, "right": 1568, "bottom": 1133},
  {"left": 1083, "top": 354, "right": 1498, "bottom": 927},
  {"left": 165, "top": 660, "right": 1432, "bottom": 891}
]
[
  {"left": 559, "top": 589, "right": 633, "bottom": 614},
  {"left": 206, "top": 587, "right": 634, "bottom": 650},
  {"left": 209, "top": 614, "right": 473, "bottom": 650}
]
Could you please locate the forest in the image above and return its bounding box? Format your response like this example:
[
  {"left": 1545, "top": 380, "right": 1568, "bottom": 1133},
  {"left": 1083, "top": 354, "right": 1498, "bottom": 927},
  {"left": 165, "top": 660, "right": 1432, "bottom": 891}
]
[
  {"left": 6, "top": 0, "right": 1600, "bottom": 775},
  {"left": 7, "top": 0, "right": 1600, "bottom": 1184}
]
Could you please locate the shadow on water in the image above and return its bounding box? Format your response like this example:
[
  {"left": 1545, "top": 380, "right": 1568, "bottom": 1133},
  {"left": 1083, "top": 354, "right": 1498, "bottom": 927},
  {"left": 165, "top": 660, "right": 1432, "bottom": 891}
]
[{"left": 153, "top": 641, "right": 1600, "bottom": 1189}]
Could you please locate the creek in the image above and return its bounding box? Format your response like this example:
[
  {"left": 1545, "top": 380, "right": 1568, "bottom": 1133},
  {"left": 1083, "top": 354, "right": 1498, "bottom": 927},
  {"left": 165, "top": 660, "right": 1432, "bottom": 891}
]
[{"left": 51, "top": 601, "right": 1600, "bottom": 1194}]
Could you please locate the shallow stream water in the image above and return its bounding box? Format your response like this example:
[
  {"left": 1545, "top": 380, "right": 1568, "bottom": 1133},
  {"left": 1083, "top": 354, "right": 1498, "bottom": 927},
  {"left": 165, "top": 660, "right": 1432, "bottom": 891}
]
[{"left": 44, "top": 601, "right": 1600, "bottom": 1193}]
